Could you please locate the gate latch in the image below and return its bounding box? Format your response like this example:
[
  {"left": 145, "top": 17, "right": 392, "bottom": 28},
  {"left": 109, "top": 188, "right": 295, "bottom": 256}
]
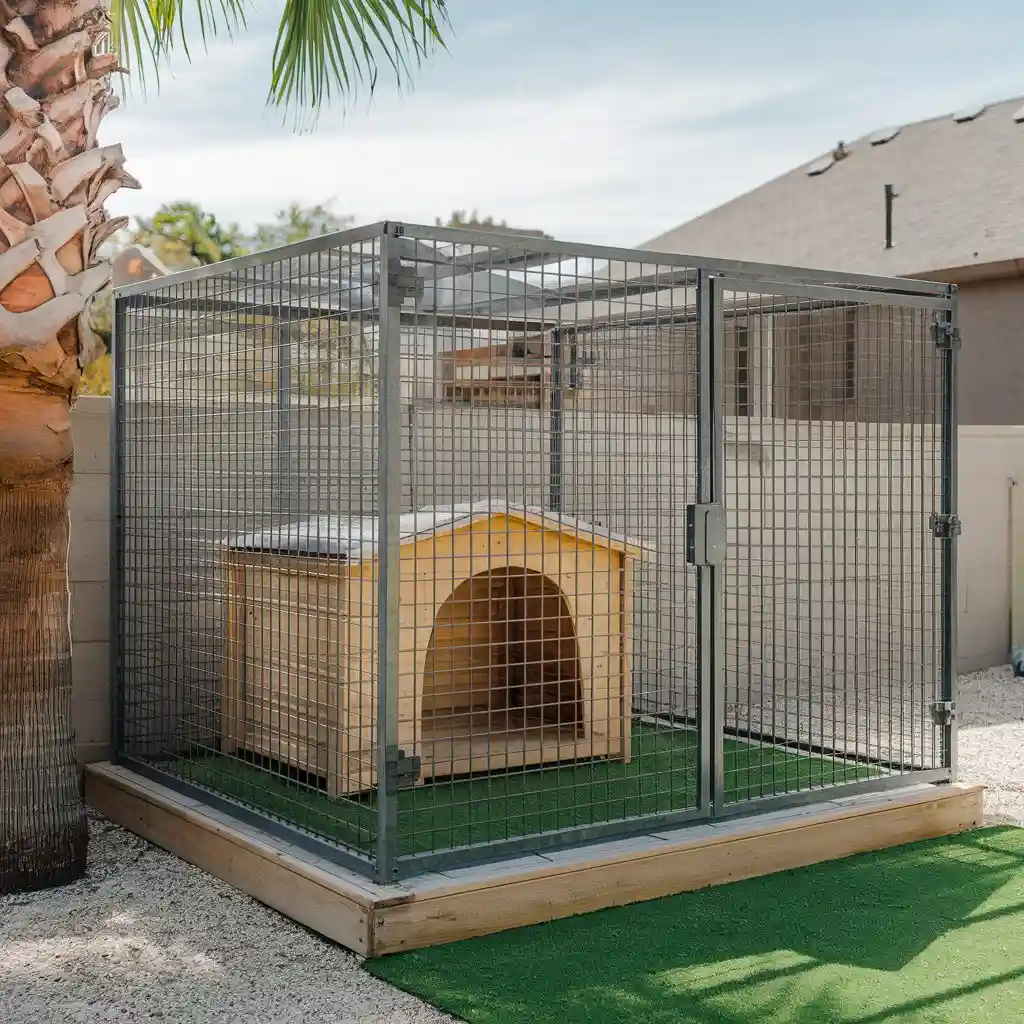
[
  {"left": 931, "top": 701, "right": 956, "bottom": 727},
  {"left": 385, "top": 747, "right": 421, "bottom": 795},
  {"left": 930, "top": 513, "right": 962, "bottom": 539},
  {"left": 932, "top": 322, "right": 961, "bottom": 350},
  {"left": 686, "top": 503, "right": 726, "bottom": 567}
]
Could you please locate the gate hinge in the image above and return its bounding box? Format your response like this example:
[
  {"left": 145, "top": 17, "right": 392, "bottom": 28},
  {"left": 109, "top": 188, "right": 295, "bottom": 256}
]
[
  {"left": 932, "top": 322, "right": 961, "bottom": 350},
  {"left": 929, "top": 513, "right": 962, "bottom": 539},
  {"left": 931, "top": 701, "right": 956, "bottom": 727},
  {"left": 686, "top": 503, "right": 726, "bottom": 567},
  {"left": 384, "top": 747, "right": 421, "bottom": 795}
]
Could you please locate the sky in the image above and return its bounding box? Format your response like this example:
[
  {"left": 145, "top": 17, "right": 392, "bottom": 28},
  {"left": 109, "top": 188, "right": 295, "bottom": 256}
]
[{"left": 103, "top": 0, "right": 1024, "bottom": 247}]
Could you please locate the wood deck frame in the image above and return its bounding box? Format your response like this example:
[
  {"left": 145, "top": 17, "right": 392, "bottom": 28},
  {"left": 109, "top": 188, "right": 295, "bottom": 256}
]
[{"left": 84, "top": 761, "right": 984, "bottom": 958}]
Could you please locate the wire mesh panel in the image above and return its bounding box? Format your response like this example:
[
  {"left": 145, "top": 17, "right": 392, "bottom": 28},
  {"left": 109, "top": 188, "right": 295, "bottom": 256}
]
[
  {"left": 715, "top": 280, "right": 952, "bottom": 808},
  {"left": 113, "top": 221, "right": 956, "bottom": 882},
  {"left": 384, "top": 227, "right": 702, "bottom": 873},
  {"left": 115, "top": 229, "right": 387, "bottom": 872}
]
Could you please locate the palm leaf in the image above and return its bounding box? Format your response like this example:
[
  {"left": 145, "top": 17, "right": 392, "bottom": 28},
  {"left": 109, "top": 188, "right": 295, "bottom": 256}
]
[
  {"left": 270, "top": 0, "right": 448, "bottom": 121},
  {"left": 109, "top": 0, "right": 447, "bottom": 120}
]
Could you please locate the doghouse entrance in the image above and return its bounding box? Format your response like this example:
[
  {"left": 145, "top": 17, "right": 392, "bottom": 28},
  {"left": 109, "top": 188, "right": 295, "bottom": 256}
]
[{"left": 420, "top": 567, "right": 585, "bottom": 778}]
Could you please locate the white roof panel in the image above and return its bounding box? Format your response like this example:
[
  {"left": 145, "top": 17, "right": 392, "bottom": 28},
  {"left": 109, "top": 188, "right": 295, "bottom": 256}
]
[{"left": 224, "top": 502, "right": 649, "bottom": 559}]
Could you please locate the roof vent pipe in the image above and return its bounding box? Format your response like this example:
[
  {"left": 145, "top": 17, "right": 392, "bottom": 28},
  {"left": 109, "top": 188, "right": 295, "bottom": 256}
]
[{"left": 884, "top": 183, "right": 898, "bottom": 250}]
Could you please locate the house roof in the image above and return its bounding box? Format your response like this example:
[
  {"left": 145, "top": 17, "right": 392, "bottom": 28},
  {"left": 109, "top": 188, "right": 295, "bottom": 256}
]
[
  {"left": 225, "top": 502, "right": 649, "bottom": 560},
  {"left": 112, "top": 245, "right": 170, "bottom": 287},
  {"left": 642, "top": 96, "right": 1024, "bottom": 282}
]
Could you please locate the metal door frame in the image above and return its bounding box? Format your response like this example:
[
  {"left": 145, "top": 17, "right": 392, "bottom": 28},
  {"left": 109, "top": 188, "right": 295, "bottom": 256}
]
[{"left": 696, "top": 275, "right": 959, "bottom": 821}]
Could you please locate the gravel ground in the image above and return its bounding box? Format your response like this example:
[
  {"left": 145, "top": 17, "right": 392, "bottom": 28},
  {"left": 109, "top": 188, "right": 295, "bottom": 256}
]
[
  {"left": 0, "top": 813, "right": 453, "bottom": 1024},
  {"left": 2, "top": 667, "right": 1020, "bottom": 1023},
  {"left": 956, "top": 664, "right": 1024, "bottom": 824}
]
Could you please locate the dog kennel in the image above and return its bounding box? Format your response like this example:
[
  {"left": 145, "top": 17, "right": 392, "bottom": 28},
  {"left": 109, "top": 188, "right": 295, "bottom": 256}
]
[{"left": 111, "top": 220, "right": 958, "bottom": 882}]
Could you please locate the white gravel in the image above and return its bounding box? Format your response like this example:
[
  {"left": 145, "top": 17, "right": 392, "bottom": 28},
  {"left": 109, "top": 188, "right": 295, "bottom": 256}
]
[
  {"left": 0, "top": 812, "right": 453, "bottom": 1023},
  {"left": 956, "top": 664, "right": 1024, "bottom": 825},
  {"left": 2, "top": 667, "right": 1020, "bottom": 1023}
]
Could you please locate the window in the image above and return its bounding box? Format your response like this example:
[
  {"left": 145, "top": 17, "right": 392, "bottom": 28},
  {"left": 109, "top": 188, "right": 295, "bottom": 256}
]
[{"left": 775, "top": 306, "right": 858, "bottom": 420}]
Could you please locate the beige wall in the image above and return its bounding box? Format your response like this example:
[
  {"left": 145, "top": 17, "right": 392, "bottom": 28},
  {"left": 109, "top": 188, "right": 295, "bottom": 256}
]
[
  {"left": 69, "top": 396, "right": 111, "bottom": 763},
  {"left": 957, "top": 426, "right": 1024, "bottom": 670},
  {"left": 958, "top": 278, "right": 1024, "bottom": 426},
  {"left": 66, "top": 395, "right": 1024, "bottom": 765}
]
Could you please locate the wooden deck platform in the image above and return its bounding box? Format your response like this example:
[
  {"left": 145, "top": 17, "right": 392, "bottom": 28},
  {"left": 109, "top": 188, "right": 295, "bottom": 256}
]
[{"left": 84, "top": 762, "right": 984, "bottom": 958}]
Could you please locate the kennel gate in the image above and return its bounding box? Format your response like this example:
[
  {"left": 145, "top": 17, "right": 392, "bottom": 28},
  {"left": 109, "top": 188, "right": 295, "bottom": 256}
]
[{"left": 111, "top": 223, "right": 958, "bottom": 882}]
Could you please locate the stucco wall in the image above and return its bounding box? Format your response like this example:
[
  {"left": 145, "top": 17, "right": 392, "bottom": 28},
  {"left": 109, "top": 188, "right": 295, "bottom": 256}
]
[
  {"left": 958, "top": 278, "right": 1024, "bottom": 426},
  {"left": 67, "top": 395, "right": 1023, "bottom": 765},
  {"left": 69, "top": 396, "right": 111, "bottom": 763},
  {"left": 957, "top": 426, "right": 1024, "bottom": 670}
]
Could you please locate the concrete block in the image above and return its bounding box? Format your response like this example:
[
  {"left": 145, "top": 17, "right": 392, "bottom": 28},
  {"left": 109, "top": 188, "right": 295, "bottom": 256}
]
[
  {"left": 71, "top": 581, "right": 110, "bottom": 643},
  {"left": 71, "top": 400, "right": 111, "bottom": 474},
  {"left": 72, "top": 640, "right": 110, "bottom": 707},
  {"left": 72, "top": 696, "right": 110, "bottom": 750},
  {"left": 69, "top": 472, "right": 110, "bottom": 523},
  {"left": 69, "top": 519, "right": 109, "bottom": 583},
  {"left": 76, "top": 739, "right": 111, "bottom": 764}
]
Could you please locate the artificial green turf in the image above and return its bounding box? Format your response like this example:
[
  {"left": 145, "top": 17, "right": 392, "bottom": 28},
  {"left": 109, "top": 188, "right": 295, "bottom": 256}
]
[
  {"left": 174, "top": 725, "right": 877, "bottom": 857},
  {"left": 366, "top": 826, "right": 1024, "bottom": 1024}
]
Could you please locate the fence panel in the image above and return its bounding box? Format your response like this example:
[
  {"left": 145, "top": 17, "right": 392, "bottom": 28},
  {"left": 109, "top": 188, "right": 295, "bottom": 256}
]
[{"left": 713, "top": 278, "right": 953, "bottom": 813}]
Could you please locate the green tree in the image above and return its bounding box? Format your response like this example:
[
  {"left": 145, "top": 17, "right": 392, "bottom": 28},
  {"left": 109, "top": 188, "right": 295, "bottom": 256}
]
[
  {"left": 250, "top": 200, "right": 354, "bottom": 251},
  {"left": 134, "top": 201, "right": 249, "bottom": 269},
  {"left": 438, "top": 210, "right": 552, "bottom": 238},
  {"left": 0, "top": 0, "right": 448, "bottom": 896}
]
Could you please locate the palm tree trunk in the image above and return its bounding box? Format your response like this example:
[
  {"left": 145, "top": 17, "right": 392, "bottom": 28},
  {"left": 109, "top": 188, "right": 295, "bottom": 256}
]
[
  {"left": 0, "top": 2, "right": 135, "bottom": 894},
  {"left": 0, "top": 389, "right": 86, "bottom": 891}
]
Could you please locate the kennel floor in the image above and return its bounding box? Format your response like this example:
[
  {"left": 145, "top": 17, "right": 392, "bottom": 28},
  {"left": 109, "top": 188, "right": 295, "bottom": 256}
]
[{"left": 167, "top": 724, "right": 882, "bottom": 859}]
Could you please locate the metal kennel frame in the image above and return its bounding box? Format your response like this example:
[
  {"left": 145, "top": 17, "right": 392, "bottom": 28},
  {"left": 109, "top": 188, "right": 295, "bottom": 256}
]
[{"left": 111, "top": 221, "right": 958, "bottom": 882}]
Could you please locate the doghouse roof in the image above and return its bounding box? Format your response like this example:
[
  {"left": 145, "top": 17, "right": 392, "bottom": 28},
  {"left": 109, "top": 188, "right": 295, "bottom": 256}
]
[{"left": 226, "top": 502, "right": 650, "bottom": 560}]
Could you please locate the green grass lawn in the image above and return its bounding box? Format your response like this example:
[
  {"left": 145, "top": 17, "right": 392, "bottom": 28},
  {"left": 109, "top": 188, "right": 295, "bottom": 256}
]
[
  {"left": 366, "top": 826, "right": 1024, "bottom": 1024},
  {"left": 173, "top": 725, "right": 877, "bottom": 858}
]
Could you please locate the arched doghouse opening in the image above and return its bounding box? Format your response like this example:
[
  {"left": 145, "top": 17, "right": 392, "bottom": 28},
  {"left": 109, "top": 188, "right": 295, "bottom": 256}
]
[{"left": 421, "top": 567, "right": 584, "bottom": 775}]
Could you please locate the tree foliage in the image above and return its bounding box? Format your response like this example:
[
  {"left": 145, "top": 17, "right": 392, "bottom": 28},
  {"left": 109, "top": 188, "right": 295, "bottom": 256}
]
[
  {"left": 134, "top": 201, "right": 249, "bottom": 269},
  {"left": 250, "top": 200, "right": 354, "bottom": 251},
  {"left": 437, "top": 209, "right": 551, "bottom": 238}
]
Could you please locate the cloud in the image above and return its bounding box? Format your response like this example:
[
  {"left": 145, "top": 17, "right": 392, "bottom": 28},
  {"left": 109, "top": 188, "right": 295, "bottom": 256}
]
[
  {"left": 102, "top": 0, "right": 1024, "bottom": 246},
  {"left": 107, "top": 67, "right": 816, "bottom": 242}
]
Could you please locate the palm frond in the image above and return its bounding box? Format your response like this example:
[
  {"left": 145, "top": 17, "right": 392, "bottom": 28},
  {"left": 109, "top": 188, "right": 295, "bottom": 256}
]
[
  {"left": 109, "top": 0, "right": 447, "bottom": 121},
  {"left": 147, "top": 0, "right": 249, "bottom": 61},
  {"left": 269, "top": 0, "right": 448, "bottom": 120},
  {"left": 109, "top": 0, "right": 249, "bottom": 94},
  {"left": 108, "top": 0, "right": 162, "bottom": 94}
]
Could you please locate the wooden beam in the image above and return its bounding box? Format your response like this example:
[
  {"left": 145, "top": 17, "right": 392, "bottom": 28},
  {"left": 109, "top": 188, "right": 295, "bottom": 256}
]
[
  {"left": 84, "top": 762, "right": 983, "bottom": 960},
  {"left": 370, "top": 784, "right": 984, "bottom": 955}
]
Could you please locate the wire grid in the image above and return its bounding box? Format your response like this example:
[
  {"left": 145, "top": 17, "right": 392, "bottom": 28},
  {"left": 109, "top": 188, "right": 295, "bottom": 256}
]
[
  {"left": 115, "top": 231, "right": 385, "bottom": 868},
  {"left": 112, "top": 222, "right": 956, "bottom": 881},
  {"left": 718, "top": 286, "right": 947, "bottom": 802},
  {"left": 393, "top": 233, "right": 701, "bottom": 864}
]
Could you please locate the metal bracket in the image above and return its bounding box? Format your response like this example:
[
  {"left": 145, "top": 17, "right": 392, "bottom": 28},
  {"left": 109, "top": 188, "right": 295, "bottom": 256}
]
[
  {"left": 686, "top": 503, "right": 726, "bottom": 566},
  {"left": 932, "top": 321, "right": 961, "bottom": 349},
  {"left": 384, "top": 747, "right": 421, "bottom": 795},
  {"left": 383, "top": 256, "right": 424, "bottom": 307},
  {"left": 931, "top": 701, "right": 956, "bottom": 727},
  {"left": 929, "top": 513, "right": 962, "bottom": 539}
]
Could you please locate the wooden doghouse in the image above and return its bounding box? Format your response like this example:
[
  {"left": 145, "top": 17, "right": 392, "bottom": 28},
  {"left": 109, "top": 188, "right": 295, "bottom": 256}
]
[{"left": 220, "top": 504, "right": 645, "bottom": 796}]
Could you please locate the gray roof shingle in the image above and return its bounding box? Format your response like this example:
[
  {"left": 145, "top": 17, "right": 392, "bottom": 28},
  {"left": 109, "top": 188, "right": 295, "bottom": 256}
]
[{"left": 642, "top": 96, "right": 1024, "bottom": 280}]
